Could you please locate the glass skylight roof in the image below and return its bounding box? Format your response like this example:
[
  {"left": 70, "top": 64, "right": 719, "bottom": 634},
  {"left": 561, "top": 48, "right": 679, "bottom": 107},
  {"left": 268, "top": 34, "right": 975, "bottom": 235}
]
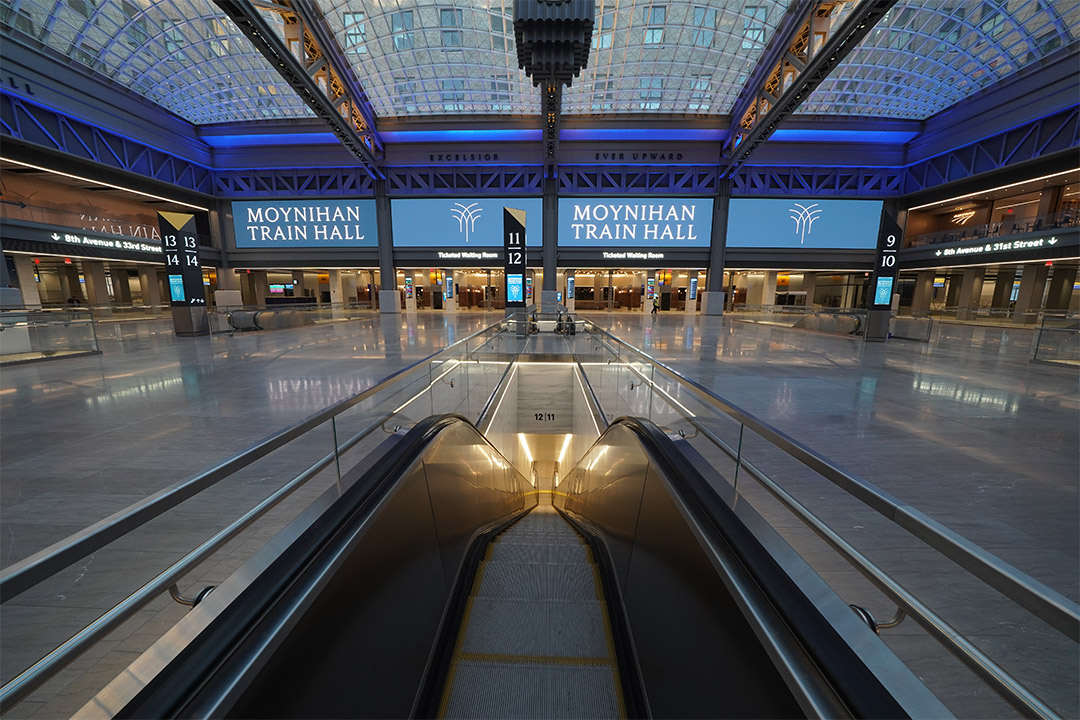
[
  {"left": 564, "top": 0, "right": 792, "bottom": 115},
  {"left": 0, "top": 0, "right": 1074, "bottom": 126},
  {"left": 316, "top": 0, "right": 792, "bottom": 117},
  {"left": 1, "top": 0, "right": 312, "bottom": 124},
  {"left": 318, "top": 0, "right": 537, "bottom": 116},
  {"left": 796, "top": 0, "right": 1080, "bottom": 119}
]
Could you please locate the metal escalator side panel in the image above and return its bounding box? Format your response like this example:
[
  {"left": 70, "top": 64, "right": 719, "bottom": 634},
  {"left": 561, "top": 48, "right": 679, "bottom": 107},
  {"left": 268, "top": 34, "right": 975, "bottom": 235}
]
[
  {"left": 86, "top": 415, "right": 533, "bottom": 720},
  {"left": 554, "top": 424, "right": 649, "bottom": 593},
  {"left": 560, "top": 419, "right": 948, "bottom": 719}
]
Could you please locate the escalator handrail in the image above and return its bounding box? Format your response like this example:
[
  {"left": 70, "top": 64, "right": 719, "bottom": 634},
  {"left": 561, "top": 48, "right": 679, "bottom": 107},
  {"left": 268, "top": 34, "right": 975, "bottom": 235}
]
[
  {"left": 584, "top": 416, "right": 914, "bottom": 719},
  {"left": 0, "top": 317, "right": 515, "bottom": 603},
  {"left": 574, "top": 359, "right": 609, "bottom": 432},
  {"left": 579, "top": 320, "right": 1080, "bottom": 642},
  {"left": 106, "top": 413, "right": 532, "bottom": 719}
]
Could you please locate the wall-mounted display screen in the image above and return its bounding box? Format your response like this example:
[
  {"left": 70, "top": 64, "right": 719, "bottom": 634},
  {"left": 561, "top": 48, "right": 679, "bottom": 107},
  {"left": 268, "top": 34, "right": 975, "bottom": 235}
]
[
  {"left": 507, "top": 274, "right": 524, "bottom": 303},
  {"left": 727, "top": 198, "right": 883, "bottom": 249},
  {"left": 233, "top": 199, "right": 378, "bottom": 248},
  {"left": 558, "top": 198, "right": 712, "bottom": 247},
  {"left": 873, "top": 276, "right": 894, "bottom": 305},
  {"left": 168, "top": 275, "right": 185, "bottom": 302},
  {"left": 404, "top": 277, "right": 414, "bottom": 298},
  {"left": 392, "top": 198, "right": 542, "bottom": 247},
  {"left": 689, "top": 277, "right": 698, "bottom": 300}
]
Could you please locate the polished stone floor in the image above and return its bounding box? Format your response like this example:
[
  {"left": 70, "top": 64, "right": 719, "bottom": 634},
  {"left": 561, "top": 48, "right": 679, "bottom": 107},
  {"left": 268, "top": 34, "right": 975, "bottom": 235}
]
[{"left": 1, "top": 308, "right": 1076, "bottom": 718}]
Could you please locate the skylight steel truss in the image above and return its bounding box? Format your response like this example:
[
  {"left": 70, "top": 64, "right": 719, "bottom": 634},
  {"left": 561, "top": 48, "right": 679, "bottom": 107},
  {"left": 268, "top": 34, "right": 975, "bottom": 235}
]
[
  {"left": 213, "top": 0, "right": 382, "bottom": 175},
  {"left": 721, "top": 0, "right": 898, "bottom": 172},
  {"left": 0, "top": 92, "right": 214, "bottom": 194}
]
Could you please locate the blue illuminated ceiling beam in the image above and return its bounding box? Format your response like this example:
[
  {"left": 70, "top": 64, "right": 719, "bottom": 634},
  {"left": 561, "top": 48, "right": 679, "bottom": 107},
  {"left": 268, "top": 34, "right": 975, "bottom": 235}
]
[
  {"left": 213, "top": 0, "right": 383, "bottom": 178},
  {"left": 720, "top": 0, "right": 898, "bottom": 175},
  {"left": 900, "top": 104, "right": 1079, "bottom": 196},
  {"left": 0, "top": 91, "right": 214, "bottom": 196}
]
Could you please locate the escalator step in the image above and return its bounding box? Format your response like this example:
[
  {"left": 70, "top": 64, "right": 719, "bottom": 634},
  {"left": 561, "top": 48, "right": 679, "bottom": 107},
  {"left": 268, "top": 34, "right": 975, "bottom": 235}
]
[
  {"left": 487, "top": 541, "right": 589, "bottom": 565},
  {"left": 473, "top": 562, "right": 598, "bottom": 602},
  {"left": 460, "top": 598, "right": 611, "bottom": 658},
  {"left": 439, "top": 508, "right": 624, "bottom": 719},
  {"left": 442, "top": 659, "right": 620, "bottom": 719}
]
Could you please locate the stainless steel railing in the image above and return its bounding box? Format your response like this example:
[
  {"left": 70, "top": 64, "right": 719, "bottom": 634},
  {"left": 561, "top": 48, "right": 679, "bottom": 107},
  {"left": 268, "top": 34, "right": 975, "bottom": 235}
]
[
  {"left": 0, "top": 314, "right": 524, "bottom": 712},
  {"left": 576, "top": 318, "right": 1079, "bottom": 719}
]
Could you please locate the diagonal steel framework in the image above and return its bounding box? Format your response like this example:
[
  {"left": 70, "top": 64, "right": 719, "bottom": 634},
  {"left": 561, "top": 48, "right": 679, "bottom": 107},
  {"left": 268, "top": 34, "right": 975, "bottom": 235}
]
[
  {"left": 213, "top": 0, "right": 383, "bottom": 177},
  {"left": 0, "top": 92, "right": 215, "bottom": 195},
  {"left": 721, "top": 0, "right": 898, "bottom": 175}
]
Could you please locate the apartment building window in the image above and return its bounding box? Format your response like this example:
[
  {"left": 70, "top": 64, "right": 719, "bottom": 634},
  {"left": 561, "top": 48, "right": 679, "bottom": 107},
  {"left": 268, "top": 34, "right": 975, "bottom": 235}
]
[
  {"left": 391, "top": 11, "right": 414, "bottom": 51},
  {"left": 643, "top": 6, "right": 664, "bottom": 44},
  {"left": 592, "top": 12, "right": 613, "bottom": 49},
  {"left": 591, "top": 79, "right": 614, "bottom": 111},
  {"left": 687, "top": 75, "right": 711, "bottom": 111},
  {"left": 490, "top": 12, "right": 511, "bottom": 50},
  {"left": 490, "top": 76, "right": 512, "bottom": 111},
  {"left": 692, "top": 6, "right": 716, "bottom": 47},
  {"left": 639, "top": 77, "right": 663, "bottom": 109},
  {"left": 742, "top": 6, "right": 767, "bottom": 50},
  {"left": 441, "top": 8, "right": 463, "bottom": 48},
  {"left": 441, "top": 78, "right": 466, "bottom": 112},
  {"left": 343, "top": 11, "right": 368, "bottom": 52}
]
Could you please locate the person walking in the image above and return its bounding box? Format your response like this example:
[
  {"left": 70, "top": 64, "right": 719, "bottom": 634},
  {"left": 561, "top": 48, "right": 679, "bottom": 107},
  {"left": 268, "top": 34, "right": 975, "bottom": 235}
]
[{"left": 651, "top": 295, "right": 659, "bottom": 314}]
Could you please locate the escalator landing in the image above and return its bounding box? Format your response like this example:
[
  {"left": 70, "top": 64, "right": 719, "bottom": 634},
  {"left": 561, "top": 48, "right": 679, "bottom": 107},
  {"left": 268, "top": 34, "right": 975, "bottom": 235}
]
[{"left": 439, "top": 504, "right": 624, "bottom": 719}]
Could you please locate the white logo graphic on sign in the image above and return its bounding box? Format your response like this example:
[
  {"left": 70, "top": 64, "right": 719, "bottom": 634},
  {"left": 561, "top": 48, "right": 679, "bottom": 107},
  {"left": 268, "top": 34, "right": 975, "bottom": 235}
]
[
  {"left": 450, "top": 202, "right": 482, "bottom": 243},
  {"left": 789, "top": 203, "right": 822, "bottom": 244}
]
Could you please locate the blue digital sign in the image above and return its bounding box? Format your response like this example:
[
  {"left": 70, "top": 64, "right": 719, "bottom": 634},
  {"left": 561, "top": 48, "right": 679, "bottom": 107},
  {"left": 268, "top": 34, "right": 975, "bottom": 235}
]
[
  {"left": 727, "top": 199, "right": 883, "bottom": 249},
  {"left": 168, "top": 275, "right": 186, "bottom": 302},
  {"left": 232, "top": 199, "right": 378, "bottom": 248},
  {"left": 558, "top": 198, "right": 712, "bottom": 247},
  {"left": 507, "top": 274, "right": 524, "bottom": 303},
  {"left": 392, "top": 198, "right": 542, "bottom": 247},
  {"left": 874, "top": 276, "right": 895, "bottom": 305}
]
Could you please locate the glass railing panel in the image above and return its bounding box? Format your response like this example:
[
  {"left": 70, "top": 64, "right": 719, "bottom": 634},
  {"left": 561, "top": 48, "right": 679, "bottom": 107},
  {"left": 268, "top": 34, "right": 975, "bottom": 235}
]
[
  {"left": 1032, "top": 325, "right": 1080, "bottom": 365},
  {"left": 572, "top": 318, "right": 1079, "bottom": 719},
  {"left": 0, "top": 317, "right": 520, "bottom": 716},
  {"left": 0, "top": 311, "right": 100, "bottom": 362},
  {"left": 889, "top": 315, "right": 933, "bottom": 342},
  {"left": 0, "top": 415, "right": 346, "bottom": 716}
]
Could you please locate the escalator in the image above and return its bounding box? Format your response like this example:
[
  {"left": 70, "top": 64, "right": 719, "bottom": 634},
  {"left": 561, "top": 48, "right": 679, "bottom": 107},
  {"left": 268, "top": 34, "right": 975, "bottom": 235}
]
[
  {"left": 429, "top": 504, "right": 628, "bottom": 719},
  {"left": 89, "top": 410, "right": 944, "bottom": 720}
]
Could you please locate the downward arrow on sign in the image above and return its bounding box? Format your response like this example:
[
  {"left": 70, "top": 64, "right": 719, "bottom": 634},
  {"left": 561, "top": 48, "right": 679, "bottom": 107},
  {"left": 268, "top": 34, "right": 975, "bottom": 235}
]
[
  {"left": 1048, "top": 237, "right": 1058, "bottom": 245},
  {"left": 935, "top": 250, "right": 942, "bottom": 256},
  {"left": 51, "top": 233, "right": 60, "bottom": 241}
]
